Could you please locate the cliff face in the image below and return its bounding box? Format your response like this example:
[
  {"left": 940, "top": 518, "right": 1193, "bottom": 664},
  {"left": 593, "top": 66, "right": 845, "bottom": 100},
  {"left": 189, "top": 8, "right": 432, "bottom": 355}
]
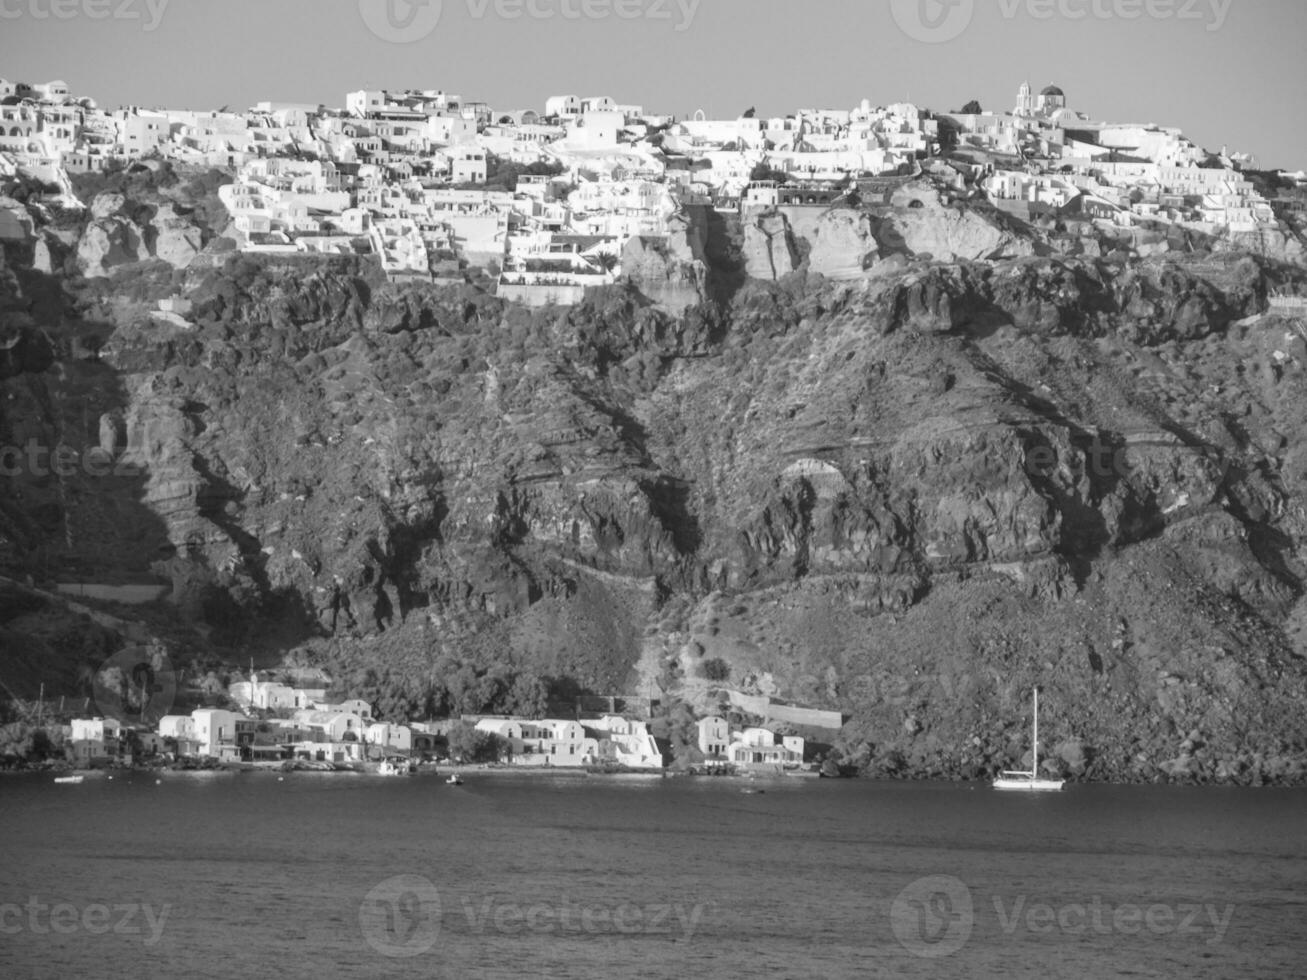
[
  {"left": 4, "top": 165, "right": 1307, "bottom": 783},
  {"left": 620, "top": 208, "right": 712, "bottom": 312}
]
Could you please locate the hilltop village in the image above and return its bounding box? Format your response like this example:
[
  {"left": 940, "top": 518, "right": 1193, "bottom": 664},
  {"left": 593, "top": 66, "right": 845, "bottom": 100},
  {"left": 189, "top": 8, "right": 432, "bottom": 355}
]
[{"left": 1, "top": 76, "right": 1300, "bottom": 306}]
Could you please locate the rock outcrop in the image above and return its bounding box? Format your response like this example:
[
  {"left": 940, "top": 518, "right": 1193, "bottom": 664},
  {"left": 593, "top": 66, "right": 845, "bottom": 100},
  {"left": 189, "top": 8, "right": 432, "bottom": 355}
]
[
  {"left": 75, "top": 217, "right": 150, "bottom": 276},
  {"left": 741, "top": 210, "right": 799, "bottom": 280},
  {"left": 149, "top": 203, "right": 204, "bottom": 268},
  {"left": 881, "top": 179, "right": 1032, "bottom": 261},
  {"left": 621, "top": 209, "right": 710, "bottom": 312},
  {"left": 806, "top": 208, "right": 879, "bottom": 279},
  {"left": 0, "top": 197, "right": 35, "bottom": 242}
]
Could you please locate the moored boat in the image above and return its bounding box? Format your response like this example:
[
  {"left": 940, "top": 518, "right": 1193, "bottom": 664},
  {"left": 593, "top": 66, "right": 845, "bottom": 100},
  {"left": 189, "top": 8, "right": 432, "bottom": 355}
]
[{"left": 994, "top": 687, "right": 1065, "bottom": 791}]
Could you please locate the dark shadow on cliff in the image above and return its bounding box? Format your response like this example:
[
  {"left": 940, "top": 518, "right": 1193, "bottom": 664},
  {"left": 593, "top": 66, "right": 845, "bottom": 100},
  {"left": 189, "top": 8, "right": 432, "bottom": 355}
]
[
  {"left": 702, "top": 208, "right": 747, "bottom": 317},
  {"left": 642, "top": 475, "right": 702, "bottom": 557},
  {"left": 0, "top": 247, "right": 193, "bottom": 695},
  {"left": 187, "top": 452, "right": 327, "bottom": 651}
]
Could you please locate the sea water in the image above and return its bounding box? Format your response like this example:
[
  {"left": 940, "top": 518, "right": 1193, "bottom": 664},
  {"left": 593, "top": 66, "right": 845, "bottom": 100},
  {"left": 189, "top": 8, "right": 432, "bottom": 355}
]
[{"left": 1, "top": 772, "right": 1304, "bottom": 979}]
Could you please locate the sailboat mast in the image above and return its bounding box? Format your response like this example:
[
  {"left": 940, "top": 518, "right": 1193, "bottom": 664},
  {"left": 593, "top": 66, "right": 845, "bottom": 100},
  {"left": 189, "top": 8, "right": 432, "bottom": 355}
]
[{"left": 1032, "top": 688, "right": 1039, "bottom": 776}]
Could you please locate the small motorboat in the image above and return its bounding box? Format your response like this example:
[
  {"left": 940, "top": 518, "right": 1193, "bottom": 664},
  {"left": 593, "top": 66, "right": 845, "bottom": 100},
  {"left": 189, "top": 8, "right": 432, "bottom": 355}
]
[
  {"left": 446, "top": 774, "right": 463, "bottom": 786},
  {"left": 376, "top": 759, "right": 411, "bottom": 776},
  {"left": 54, "top": 775, "right": 84, "bottom": 784}
]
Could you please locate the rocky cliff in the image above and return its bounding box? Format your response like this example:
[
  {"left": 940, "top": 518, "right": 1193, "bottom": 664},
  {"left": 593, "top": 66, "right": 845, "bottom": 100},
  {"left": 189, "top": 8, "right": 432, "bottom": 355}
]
[{"left": 4, "top": 163, "right": 1307, "bottom": 783}]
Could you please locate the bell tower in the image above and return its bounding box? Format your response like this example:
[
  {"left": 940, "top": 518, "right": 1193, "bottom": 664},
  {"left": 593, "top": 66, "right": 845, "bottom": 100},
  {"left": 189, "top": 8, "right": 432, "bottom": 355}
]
[{"left": 1015, "top": 80, "right": 1033, "bottom": 116}]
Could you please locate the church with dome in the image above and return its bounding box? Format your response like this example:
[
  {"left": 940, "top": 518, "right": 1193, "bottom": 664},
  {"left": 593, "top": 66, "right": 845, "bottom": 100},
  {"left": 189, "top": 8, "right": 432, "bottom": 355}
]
[{"left": 1014, "top": 81, "right": 1067, "bottom": 118}]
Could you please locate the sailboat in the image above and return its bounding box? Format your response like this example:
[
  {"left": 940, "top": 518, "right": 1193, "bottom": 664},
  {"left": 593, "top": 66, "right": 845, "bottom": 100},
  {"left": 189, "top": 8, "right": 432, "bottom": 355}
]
[{"left": 994, "top": 687, "right": 1064, "bottom": 791}]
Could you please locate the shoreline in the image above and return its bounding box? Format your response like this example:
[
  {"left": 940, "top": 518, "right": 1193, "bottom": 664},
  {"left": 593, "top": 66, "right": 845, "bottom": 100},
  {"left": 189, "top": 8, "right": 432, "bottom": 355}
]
[{"left": 5, "top": 763, "right": 1305, "bottom": 787}]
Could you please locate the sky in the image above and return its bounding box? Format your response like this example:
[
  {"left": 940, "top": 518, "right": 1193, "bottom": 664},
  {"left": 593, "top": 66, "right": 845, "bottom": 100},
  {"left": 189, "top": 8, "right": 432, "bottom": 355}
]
[{"left": 1, "top": 0, "right": 1304, "bottom": 169}]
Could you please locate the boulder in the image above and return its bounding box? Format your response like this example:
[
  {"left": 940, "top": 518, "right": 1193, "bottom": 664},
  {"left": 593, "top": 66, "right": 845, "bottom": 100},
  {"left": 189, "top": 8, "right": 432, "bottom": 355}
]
[
  {"left": 1055, "top": 738, "right": 1088, "bottom": 773},
  {"left": 75, "top": 218, "right": 150, "bottom": 277},
  {"left": 149, "top": 204, "right": 204, "bottom": 268},
  {"left": 32, "top": 236, "right": 56, "bottom": 274},
  {"left": 0, "top": 197, "right": 34, "bottom": 242},
  {"left": 89, "top": 191, "right": 125, "bottom": 220}
]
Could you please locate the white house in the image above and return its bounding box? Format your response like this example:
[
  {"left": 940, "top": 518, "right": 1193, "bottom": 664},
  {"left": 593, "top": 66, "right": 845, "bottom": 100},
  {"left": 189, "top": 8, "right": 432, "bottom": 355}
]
[
  {"left": 474, "top": 717, "right": 598, "bottom": 766},
  {"left": 697, "top": 716, "right": 729, "bottom": 760},
  {"left": 191, "top": 708, "right": 239, "bottom": 758},
  {"left": 558, "top": 111, "right": 623, "bottom": 151},
  {"left": 294, "top": 709, "right": 366, "bottom": 743},
  {"left": 346, "top": 89, "right": 386, "bottom": 117},
  {"left": 158, "top": 715, "right": 202, "bottom": 756},
  {"left": 451, "top": 146, "right": 487, "bottom": 184},
  {"left": 312, "top": 699, "right": 373, "bottom": 722},
  {"left": 68, "top": 717, "right": 123, "bottom": 764},
  {"left": 728, "top": 727, "right": 804, "bottom": 768},
  {"left": 545, "top": 95, "right": 581, "bottom": 119},
  {"left": 113, "top": 108, "right": 168, "bottom": 156},
  {"left": 228, "top": 669, "right": 325, "bottom": 711},
  {"left": 365, "top": 723, "right": 413, "bottom": 754},
  {"left": 586, "top": 715, "right": 663, "bottom": 769}
]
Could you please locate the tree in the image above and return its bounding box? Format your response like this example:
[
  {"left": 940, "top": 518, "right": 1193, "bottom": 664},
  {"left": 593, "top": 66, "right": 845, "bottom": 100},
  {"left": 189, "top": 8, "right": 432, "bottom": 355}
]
[
  {"left": 0, "top": 723, "right": 61, "bottom": 764},
  {"left": 504, "top": 672, "right": 549, "bottom": 718},
  {"left": 748, "top": 162, "right": 790, "bottom": 184},
  {"left": 0, "top": 723, "right": 34, "bottom": 763},
  {"left": 445, "top": 721, "right": 506, "bottom": 763},
  {"left": 936, "top": 117, "right": 961, "bottom": 153},
  {"left": 742, "top": 107, "right": 756, "bottom": 118},
  {"left": 479, "top": 156, "right": 567, "bottom": 192},
  {"left": 701, "top": 658, "right": 731, "bottom": 682},
  {"left": 960, "top": 100, "right": 982, "bottom": 115}
]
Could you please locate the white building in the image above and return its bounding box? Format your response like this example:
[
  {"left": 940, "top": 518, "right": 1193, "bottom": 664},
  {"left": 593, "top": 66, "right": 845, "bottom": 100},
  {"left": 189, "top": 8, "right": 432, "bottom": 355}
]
[
  {"left": 158, "top": 715, "right": 202, "bottom": 756},
  {"left": 68, "top": 717, "right": 123, "bottom": 764},
  {"left": 697, "top": 716, "right": 729, "bottom": 760},
  {"left": 474, "top": 717, "right": 599, "bottom": 766},
  {"left": 365, "top": 723, "right": 413, "bottom": 753},
  {"left": 228, "top": 669, "right": 326, "bottom": 711},
  {"left": 451, "top": 146, "right": 488, "bottom": 184},
  {"left": 294, "top": 709, "right": 367, "bottom": 742},
  {"left": 586, "top": 715, "right": 663, "bottom": 769},
  {"left": 312, "top": 699, "right": 373, "bottom": 722},
  {"left": 191, "top": 708, "right": 239, "bottom": 758},
  {"left": 728, "top": 727, "right": 804, "bottom": 768},
  {"left": 544, "top": 95, "right": 581, "bottom": 118}
]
